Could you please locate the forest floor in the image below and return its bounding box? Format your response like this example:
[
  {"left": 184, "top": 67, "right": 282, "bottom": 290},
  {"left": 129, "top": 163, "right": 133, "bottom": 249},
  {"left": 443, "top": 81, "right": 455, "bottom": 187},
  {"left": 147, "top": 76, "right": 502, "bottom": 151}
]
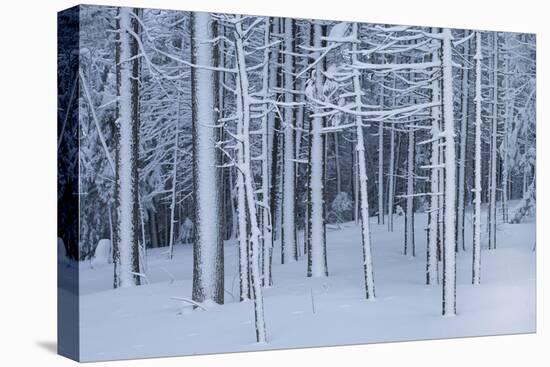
[{"left": 76, "top": 203, "right": 536, "bottom": 361}]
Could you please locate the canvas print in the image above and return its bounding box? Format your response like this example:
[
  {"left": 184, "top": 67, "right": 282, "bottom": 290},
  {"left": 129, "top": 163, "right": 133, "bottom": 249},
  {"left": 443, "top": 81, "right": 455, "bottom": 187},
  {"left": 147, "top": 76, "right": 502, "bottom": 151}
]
[{"left": 57, "top": 4, "right": 536, "bottom": 362}]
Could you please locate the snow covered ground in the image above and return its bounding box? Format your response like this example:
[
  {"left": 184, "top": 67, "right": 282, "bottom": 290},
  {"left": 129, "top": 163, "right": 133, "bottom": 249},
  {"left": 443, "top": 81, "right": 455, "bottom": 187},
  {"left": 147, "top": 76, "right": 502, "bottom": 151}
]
[{"left": 77, "top": 204, "right": 535, "bottom": 361}]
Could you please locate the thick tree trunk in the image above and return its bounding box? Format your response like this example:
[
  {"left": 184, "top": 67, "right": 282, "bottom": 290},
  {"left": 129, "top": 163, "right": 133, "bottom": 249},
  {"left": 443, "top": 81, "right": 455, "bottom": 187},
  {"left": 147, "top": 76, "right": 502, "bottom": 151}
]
[
  {"left": 115, "top": 7, "right": 141, "bottom": 288},
  {"left": 307, "top": 22, "right": 328, "bottom": 278},
  {"left": 441, "top": 28, "right": 457, "bottom": 316},
  {"left": 190, "top": 12, "right": 224, "bottom": 304}
]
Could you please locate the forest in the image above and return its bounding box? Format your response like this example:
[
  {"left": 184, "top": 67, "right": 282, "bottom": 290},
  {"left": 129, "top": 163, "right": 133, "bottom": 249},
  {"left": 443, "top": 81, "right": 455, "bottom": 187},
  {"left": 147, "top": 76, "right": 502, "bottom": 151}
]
[{"left": 57, "top": 5, "right": 536, "bottom": 359}]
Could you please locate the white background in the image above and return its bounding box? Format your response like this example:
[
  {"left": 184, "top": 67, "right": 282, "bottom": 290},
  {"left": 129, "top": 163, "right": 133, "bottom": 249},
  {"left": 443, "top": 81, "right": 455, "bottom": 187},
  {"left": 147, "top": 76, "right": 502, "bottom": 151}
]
[{"left": 0, "top": 0, "right": 546, "bottom": 365}]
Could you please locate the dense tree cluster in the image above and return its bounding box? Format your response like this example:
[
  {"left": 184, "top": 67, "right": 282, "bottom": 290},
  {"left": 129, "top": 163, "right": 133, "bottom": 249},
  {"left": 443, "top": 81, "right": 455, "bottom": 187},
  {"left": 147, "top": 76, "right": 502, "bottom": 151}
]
[{"left": 58, "top": 5, "right": 536, "bottom": 342}]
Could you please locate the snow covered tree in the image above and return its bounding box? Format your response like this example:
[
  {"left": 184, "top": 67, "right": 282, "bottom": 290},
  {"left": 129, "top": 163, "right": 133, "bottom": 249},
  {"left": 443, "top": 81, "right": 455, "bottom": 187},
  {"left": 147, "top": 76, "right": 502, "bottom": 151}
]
[
  {"left": 440, "top": 28, "right": 457, "bottom": 316},
  {"left": 190, "top": 12, "right": 224, "bottom": 304},
  {"left": 426, "top": 35, "right": 441, "bottom": 285},
  {"left": 404, "top": 125, "right": 416, "bottom": 258},
  {"left": 260, "top": 17, "right": 275, "bottom": 287},
  {"left": 472, "top": 31, "right": 483, "bottom": 285},
  {"left": 487, "top": 32, "right": 499, "bottom": 251},
  {"left": 281, "top": 17, "right": 298, "bottom": 264},
  {"left": 66, "top": 6, "right": 537, "bottom": 346},
  {"left": 456, "top": 31, "right": 471, "bottom": 252},
  {"left": 306, "top": 22, "right": 328, "bottom": 278},
  {"left": 114, "top": 7, "right": 142, "bottom": 288},
  {"left": 225, "top": 13, "right": 269, "bottom": 342}
]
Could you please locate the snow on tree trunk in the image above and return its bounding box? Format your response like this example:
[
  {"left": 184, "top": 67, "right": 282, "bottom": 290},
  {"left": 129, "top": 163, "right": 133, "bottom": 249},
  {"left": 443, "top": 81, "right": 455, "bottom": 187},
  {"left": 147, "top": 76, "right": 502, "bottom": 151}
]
[
  {"left": 472, "top": 31, "right": 483, "bottom": 285},
  {"left": 351, "top": 23, "right": 375, "bottom": 299},
  {"left": 404, "top": 126, "right": 415, "bottom": 258},
  {"left": 456, "top": 32, "right": 470, "bottom": 252},
  {"left": 377, "top": 88, "right": 385, "bottom": 225},
  {"left": 168, "top": 103, "right": 180, "bottom": 260},
  {"left": 236, "top": 160, "right": 250, "bottom": 300},
  {"left": 281, "top": 17, "right": 297, "bottom": 264},
  {"left": 190, "top": 12, "right": 224, "bottom": 304},
  {"left": 488, "top": 32, "right": 499, "bottom": 250},
  {"left": 426, "top": 43, "right": 441, "bottom": 285},
  {"left": 501, "top": 54, "right": 512, "bottom": 224},
  {"left": 115, "top": 7, "right": 141, "bottom": 288},
  {"left": 387, "top": 114, "right": 396, "bottom": 231},
  {"left": 353, "top": 142, "right": 359, "bottom": 225},
  {"left": 260, "top": 17, "right": 274, "bottom": 287},
  {"left": 233, "top": 17, "right": 267, "bottom": 342},
  {"left": 269, "top": 19, "right": 281, "bottom": 255},
  {"left": 386, "top": 75, "right": 400, "bottom": 233},
  {"left": 307, "top": 22, "right": 328, "bottom": 278},
  {"left": 441, "top": 28, "right": 457, "bottom": 316}
]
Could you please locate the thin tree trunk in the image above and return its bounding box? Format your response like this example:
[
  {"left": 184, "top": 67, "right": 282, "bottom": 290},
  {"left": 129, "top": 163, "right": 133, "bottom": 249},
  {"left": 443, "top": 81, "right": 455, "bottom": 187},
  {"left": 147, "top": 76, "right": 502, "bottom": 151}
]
[
  {"left": 501, "top": 54, "right": 511, "bottom": 224},
  {"left": 488, "top": 32, "right": 499, "bottom": 250},
  {"left": 351, "top": 23, "right": 375, "bottom": 299},
  {"left": 234, "top": 17, "right": 267, "bottom": 342},
  {"left": 426, "top": 40, "right": 441, "bottom": 285},
  {"left": 281, "top": 17, "right": 297, "bottom": 263},
  {"left": 404, "top": 126, "right": 415, "bottom": 258},
  {"left": 377, "top": 88, "right": 385, "bottom": 225},
  {"left": 387, "top": 126, "right": 395, "bottom": 232},
  {"left": 334, "top": 133, "right": 342, "bottom": 194},
  {"left": 456, "top": 32, "right": 470, "bottom": 252},
  {"left": 168, "top": 102, "right": 180, "bottom": 260},
  {"left": 472, "top": 31, "right": 483, "bottom": 285},
  {"left": 260, "top": 17, "right": 274, "bottom": 287}
]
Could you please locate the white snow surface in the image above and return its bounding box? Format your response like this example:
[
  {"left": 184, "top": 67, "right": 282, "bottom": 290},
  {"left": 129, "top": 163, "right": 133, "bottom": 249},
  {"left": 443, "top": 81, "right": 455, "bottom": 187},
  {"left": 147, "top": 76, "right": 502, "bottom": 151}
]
[
  {"left": 91, "top": 239, "right": 111, "bottom": 267},
  {"left": 78, "top": 204, "right": 535, "bottom": 361}
]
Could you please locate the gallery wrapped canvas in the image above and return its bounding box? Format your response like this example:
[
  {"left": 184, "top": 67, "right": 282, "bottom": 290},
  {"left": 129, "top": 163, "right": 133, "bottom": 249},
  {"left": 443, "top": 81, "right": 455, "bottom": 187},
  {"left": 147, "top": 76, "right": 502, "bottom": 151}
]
[{"left": 57, "top": 4, "right": 536, "bottom": 362}]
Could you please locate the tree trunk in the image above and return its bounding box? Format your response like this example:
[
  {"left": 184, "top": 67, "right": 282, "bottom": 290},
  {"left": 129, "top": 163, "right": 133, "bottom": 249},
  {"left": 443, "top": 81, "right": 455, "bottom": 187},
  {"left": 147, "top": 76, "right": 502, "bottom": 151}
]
[
  {"left": 426, "top": 41, "right": 441, "bottom": 285},
  {"left": 115, "top": 7, "right": 141, "bottom": 288},
  {"left": 404, "top": 127, "right": 415, "bottom": 258},
  {"left": 307, "top": 22, "right": 328, "bottom": 278},
  {"left": 441, "top": 28, "right": 457, "bottom": 316},
  {"left": 387, "top": 125, "right": 395, "bottom": 232},
  {"left": 377, "top": 88, "right": 385, "bottom": 225},
  {"left": 260, "top": 17, "right": 274, "bottom": 287},
  {"left": 351, "top": 23, "right": 375, "bottom": 299},
  {"left": 281, "top": 17, "right": 297, "bottom": 263},
  {"left": 234, "top": 17, "right": 267, "bottom": 342},
  {"left": 472, "top": 31, "right": 483, "bottom": 285},
  {"left": 488, "top": 32, "right": 499, "bottom": 250},
  {"left": 190, "top": 12, "right": 224, "bottom": 304},
  {"left": 456, "top": 32, "right": 470, "bottom": 252}
]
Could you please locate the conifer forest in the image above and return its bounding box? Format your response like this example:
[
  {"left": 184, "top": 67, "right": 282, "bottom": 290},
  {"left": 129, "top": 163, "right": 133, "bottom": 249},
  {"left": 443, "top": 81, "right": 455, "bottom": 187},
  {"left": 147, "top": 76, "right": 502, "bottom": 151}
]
[{"left": 57, "top": 5, "right": 536, "bottom": 361}]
